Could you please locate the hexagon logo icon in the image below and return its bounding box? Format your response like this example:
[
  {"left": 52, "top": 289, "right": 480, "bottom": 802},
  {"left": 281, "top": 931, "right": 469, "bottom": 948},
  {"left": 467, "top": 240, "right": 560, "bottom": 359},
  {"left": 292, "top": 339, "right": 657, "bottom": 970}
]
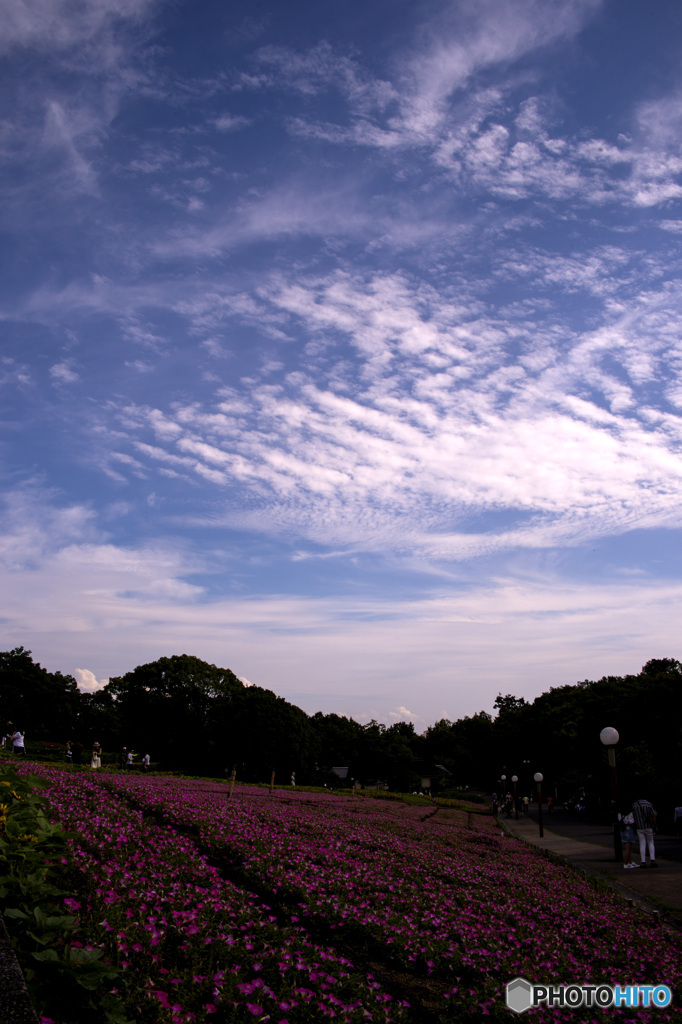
[{"left": 506, "top": 977, "right": 533, "bottom": 1014}]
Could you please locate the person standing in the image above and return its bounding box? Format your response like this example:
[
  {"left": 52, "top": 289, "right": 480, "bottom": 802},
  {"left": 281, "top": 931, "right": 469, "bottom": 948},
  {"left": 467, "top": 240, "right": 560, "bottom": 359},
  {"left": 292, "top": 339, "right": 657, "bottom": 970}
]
[
  {"left": 618, "top": 804, "right": 638, "bottom": 869},
  {"left": 142, "top": 753, "right": 150, "bottom": 771},
  {"left": 632, "top": 796, "right": 657, "bottom": 867},
  {"left": 11, "top": 729, "right": 25, "bottom": 756},
  {"left": 91, "top": 742, "right": 102, "bottom": 769}
]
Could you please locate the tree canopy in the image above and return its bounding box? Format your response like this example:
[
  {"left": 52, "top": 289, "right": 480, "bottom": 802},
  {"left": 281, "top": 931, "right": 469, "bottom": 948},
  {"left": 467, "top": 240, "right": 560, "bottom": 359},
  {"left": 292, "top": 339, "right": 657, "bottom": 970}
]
[
  {"left": 0, "top": 647, "right": 79, "bottom": 740},
  {"left": 1, "top": 648, "right": 679, "bottom": 811}
]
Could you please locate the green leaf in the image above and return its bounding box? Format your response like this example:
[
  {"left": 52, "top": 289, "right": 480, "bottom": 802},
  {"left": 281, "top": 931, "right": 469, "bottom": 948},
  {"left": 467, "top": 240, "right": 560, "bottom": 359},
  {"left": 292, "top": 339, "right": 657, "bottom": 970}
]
[
  {"left": 4, "top": 907, "right": 30, "bottom": 920},
  {"left": 31, "top": 949, "right": 60, "bottom": 962},
  {"left": 67, "top": 947, "right": 105, "bottom": 964}
]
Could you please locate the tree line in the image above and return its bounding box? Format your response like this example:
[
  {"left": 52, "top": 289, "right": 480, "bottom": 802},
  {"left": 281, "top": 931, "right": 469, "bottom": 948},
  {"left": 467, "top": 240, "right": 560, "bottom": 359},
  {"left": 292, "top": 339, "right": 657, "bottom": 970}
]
[{"left": 1, "top": 647, "right": 679, "bottom": 812}]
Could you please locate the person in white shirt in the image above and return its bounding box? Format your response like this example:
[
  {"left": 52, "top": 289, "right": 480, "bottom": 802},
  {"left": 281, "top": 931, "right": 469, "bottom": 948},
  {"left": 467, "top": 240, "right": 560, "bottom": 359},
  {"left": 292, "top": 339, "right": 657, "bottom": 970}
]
[
  {"left": 632, "top": 798, "right": 657, "bottom": 867},
  {"left": 11, "top": 730, "right": 25, "bottom": 756}
]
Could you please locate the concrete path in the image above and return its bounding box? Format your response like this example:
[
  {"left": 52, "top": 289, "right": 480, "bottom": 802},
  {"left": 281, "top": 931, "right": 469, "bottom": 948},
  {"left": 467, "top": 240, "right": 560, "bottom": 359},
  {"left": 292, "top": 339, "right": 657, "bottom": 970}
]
[{"left": 502, "top": 812, "right": 682, "bottom": 928}]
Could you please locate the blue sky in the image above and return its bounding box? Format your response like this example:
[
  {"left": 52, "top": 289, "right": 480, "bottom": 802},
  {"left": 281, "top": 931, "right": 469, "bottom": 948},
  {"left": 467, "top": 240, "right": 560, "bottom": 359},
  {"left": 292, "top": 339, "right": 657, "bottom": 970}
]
[{"left": 3, "top": 0, "right": 682, "bottom": 728}]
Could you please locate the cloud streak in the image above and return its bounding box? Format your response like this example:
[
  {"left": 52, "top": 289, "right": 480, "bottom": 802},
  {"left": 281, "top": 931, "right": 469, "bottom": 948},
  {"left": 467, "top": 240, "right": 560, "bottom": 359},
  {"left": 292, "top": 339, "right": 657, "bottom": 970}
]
[
  {"left": 1, "top": 486, "right": 680, "bottom": 723},
  {"left": 99, "top": 265, "right": 682, "bottom": 562}
]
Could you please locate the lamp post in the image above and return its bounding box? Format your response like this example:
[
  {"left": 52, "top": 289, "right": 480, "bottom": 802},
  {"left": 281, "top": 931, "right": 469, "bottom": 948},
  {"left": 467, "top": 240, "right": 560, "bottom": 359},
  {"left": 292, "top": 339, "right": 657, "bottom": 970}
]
[
  {"left": 512, "top": 775, "right": 519, "bottom": 820},
  {"left": 600, "top": 727, "right": 621, "bottom": 860},
  {"left": 500, "top": 774, "right": 507, "bottom": 796},
  {"left": 534, "top": 772, "right": 544, "bottom": 837}
]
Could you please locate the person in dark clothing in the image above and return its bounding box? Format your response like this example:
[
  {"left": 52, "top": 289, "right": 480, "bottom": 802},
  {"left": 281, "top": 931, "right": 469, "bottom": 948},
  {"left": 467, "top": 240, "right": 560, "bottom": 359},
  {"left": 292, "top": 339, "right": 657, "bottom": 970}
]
[{"left": 632, "top": 797, "right": 657, "bottom": 867}]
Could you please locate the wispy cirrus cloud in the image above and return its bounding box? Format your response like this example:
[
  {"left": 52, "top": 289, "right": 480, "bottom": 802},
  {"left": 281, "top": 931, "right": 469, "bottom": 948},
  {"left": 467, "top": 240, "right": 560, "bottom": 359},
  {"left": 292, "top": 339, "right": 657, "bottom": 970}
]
[
  {"left": 0, "top": 0, "right": 160, "bottom": 216},
  {"left": 0, "top": 0, "right": 157, "bottom": 55},
  {"left": 245, "top": 4, "right": 681, "bottom": 219},
  {"left": 394, "top": 0, "right": 601, "bottom": 139}
]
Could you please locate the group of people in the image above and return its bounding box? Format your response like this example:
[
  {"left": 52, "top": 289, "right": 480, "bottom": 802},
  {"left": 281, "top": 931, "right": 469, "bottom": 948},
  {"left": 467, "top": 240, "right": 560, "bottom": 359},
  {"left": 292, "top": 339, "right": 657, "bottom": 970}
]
[
  {"left": 85, "top": 745, "right": 151, "bottom": 769},
  {"left": 2, "top": 727, "right": 152, "bottom": 770},
  {"left": 64, "top": 739, "right": 101, "bottom": 767},
  {"left": 1, "top": 723, "right": 25, "bottom": 755},
  {"left": 619, "top": 797, "right": 658, "bottom": 869},
  {"left": 117, "top": 747, "right": 151, "bottom": 770},
  {"left": 492, "top": 791, "right": 543, "bottom": 817}
]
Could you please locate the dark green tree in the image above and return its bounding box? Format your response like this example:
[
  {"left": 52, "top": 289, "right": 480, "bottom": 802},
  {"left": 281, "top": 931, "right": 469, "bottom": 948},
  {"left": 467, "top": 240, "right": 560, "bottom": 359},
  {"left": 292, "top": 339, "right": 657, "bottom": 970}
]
[
  {"left": 0, "top": 648, "right": 80, "bottom": 741},
  {"left": 309, "top": 712, "right": 365, "bottom": 782},
  {"left": 220, "top": 685, "right": 313, "bottom": 782},
  {"left": 493, "top": 693, "right": 528, "bottom": 715},
  {"left": 105, "top": 654, "right": 243, "bottom": 771},
  {"left": 75, "top": 689, "right": 120, "bottom": 752},
  {"left": 422, "top": 711, "right": 493, "bottom": 789}
]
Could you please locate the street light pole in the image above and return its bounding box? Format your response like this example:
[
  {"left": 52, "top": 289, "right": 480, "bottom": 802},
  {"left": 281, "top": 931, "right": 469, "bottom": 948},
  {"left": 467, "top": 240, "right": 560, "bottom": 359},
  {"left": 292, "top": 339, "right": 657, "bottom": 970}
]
[
  {"left": 512, "top": 775, "right": 519, "bottom": 820},
  {"left": 534, "top": 772, "right": 544, "bottom": 838},
  {"left": 600, "top": 727, "right": 621, "bottom": 861}
]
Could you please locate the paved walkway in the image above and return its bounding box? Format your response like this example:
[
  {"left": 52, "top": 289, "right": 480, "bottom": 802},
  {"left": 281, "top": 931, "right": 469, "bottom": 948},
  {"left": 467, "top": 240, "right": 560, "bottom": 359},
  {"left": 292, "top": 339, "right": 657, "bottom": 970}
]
[{"left": 501, "top": 811, "right": 682, "bottom": 928}]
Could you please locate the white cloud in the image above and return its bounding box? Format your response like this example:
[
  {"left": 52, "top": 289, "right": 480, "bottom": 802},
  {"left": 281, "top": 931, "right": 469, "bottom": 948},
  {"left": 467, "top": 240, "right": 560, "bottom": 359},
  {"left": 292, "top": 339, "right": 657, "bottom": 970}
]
[
  {"left": 75, "top": 667, "right": 108, "bottom": 692},
  {"left": 389, "top": 0, "right": 590, "bottom": 139},
  {"left": 659, "top": 220, "right": 682, "bottom": 234},
  {"left": 388, "top": 706, "right": 425, "bottom": 724},
  {"left": 49, "top": 360, "right": 80, "bottom": 384},
  {"left": 100, "top": 265, "right": 682, "bottom": 561},
  {"left": 43, "top": 100, "right": 99, "bottom": 194},
  {"left": 213, "top": 114, "right": 250, "bottom": 132},
  {"left": 2, "top": 501, "right": 681, "bottom": 724},
  {"left": 254, "top": 41, "right": 396, "bottom": 113},
  {"left": 0, "top": 0, "right": 156, "bottom": 55}
]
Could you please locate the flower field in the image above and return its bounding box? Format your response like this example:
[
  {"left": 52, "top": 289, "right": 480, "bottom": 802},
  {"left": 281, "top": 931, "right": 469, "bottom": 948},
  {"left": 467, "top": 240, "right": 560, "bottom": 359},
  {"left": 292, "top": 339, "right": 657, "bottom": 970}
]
[{"left": 5, "top": 763, "right": 682, "bottom": 1022}]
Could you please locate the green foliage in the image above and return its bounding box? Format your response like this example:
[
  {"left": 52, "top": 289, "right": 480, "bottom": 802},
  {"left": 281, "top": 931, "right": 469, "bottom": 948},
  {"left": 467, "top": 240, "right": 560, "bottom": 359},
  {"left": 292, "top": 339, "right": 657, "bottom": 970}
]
[
  {"left": 493, "top": 693, "right": 528, "bottom": 716},
  {"left": 488, "top": 659, "right": 682, "bottom": 812},
  {"left": 0, "top": 647, "right": 80, "bottom": 741},
  {"left": 0, "top": 766, "right": 130, "bottom": 1024},
  {"left": 221, "top": 683, "right": 314, "bottom": 779},
  {"left": 105, "top": 653, "right": 244, "bottom": 770},
  {"left": 76, "top": 689, "right": 120, "bottom": 752},
  {"left": 422, "top": 712, "right": 493, "bottom": 789},
  {"left": 1, "top": 645, "right": 679, "bottom": 814}
]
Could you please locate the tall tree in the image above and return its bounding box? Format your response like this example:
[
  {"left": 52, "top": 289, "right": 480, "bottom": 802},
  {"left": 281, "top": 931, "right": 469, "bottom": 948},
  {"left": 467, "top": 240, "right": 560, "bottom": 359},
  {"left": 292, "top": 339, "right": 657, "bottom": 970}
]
[
  {"left": 105, "top": 654, "right": 243, "bottom": 769},
  {"left": 0, "top": 648, "right": 80, "bottom": 741},
  {"left": 222, "top": 685, "right": 313, "bottom": 781}
]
